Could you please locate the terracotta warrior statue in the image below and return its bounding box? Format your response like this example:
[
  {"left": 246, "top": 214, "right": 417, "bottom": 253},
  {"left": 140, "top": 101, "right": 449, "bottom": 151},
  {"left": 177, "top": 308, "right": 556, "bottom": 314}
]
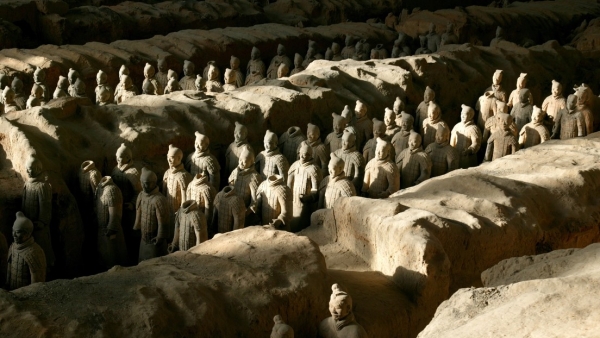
[
  {"left": 308, "top": 40, "right": 324, "bottom": 59},
  {"left": 246, "top": 46, "right": 266, "bottom": 85},
  {"left": 268, "top": 44, "right": 292, "bottom": 79},
  {"left": 7, "top": 212, "right": 46, "bottom": 290},
  {"left": 541, "top": 80, "right": 566, "bottom": 124},
  {"left": 352, "top": 40, "right": 367, "bottom": 61},
  {"left": 396, "top": 131, "right": 432, "bottom": 188},
  {"left": 425, "top": 124, "right": 459, "bottom": 177},
  {"left": 187, "top": 132, "right": 221, "bottom": 189},
  {"left": 484, "top": 113, "right": 519, "bottom": 162},
  {"left": 363, "top": 118, "right": 386, "bottom": 163},
  {"left": 362, "top": 138, "right": 399, "bottom": 198},
  {"left": 79, "top": 160, "right": 101, "bottom": 219},
  {"left": 33, "top": 67, "right": 49, "bottom": 101},
  {"left": 306, "top": 123, "right": 329, "bottom": 176},
  {"left": 422, "top": 102, "right": 449, "bottom": 148},
  {"left": 11, "top": 77, "right": 27, "bottom": 110},
  {"left": 205, "top": 65, "right": 223, "bottom": 93},
  {"left": 228, "top": 149, "right": 262, "bottom": 219},
  {"left": 2, "top": 86, "right": 19, "bottom": 113},
  {"left": 97, "top": 86, "right": 112, "bottom": 106},
  {"left": 22, "top": 155, "right": 54, "bottom": 268},
  {"left": 324, "top": 47, "right": 332, "bottom": 61},
  {"left": 212, "top": 185, "right": 246, "bottom": 234},
  {"left": 223, "top": 68, "right": 237, "bottom": 91},
  {"left": 163, "top": 144, "right": 193, "bottom": 239},
  {"left": 415, "top": 35, "right": 431, "bottom": 55},
  {"left": 391, "top": 114, "right": 414, "bottom": 157},
  {"left": 72, "top": 78, "right": 87, "bottom": 98},
  {"left": 155, "top": 57, "right": 169, "bottom": 91},
  {"left": 279, "top": 126, "right": 307, "bottom": 164},
  {"left": 256, "top": 130, "right": 290, "bottom": 181},
  {"left": 186, "top": 170, "right": 217, "bottom": 229},
  {"left": 95, "top": 176, "right": 128, "bottom": 269},
  {"left": 416, "top": 86, "right": 436, "bottom": 133},
  {"left": 134, "top": 168, "right": 169, "bottom": 262},
  {"left": 507, "top": 73, "right": 532, "bottom": 109},
  {"left": 230, "top": 56, "right": 245, "bottom": 88},
  {"left": 486, "top": 69, "right": 507, "bottom": 102},
  {"left": 384, "top": 108, "right": 401, "bottom": 138},
  {"left": 251, "top": 175, "right": 292, "bottom": 230},
  {"left": 370, "top": 44, "right": 388, "bottom": 59},
  {"left": 331, "top": 42, "right": 343, "bottom": 61},
  {"left": 142, "top": 63, "right": 161, "bottom": 95},
  {"left": 288, "top": 142, "right": 322, "bottom": 231},
  {"left": 194, "top": 75, "right": 203, "bottom": 92},
  {"left": 114, "top": 75, "right": 137, "bottom": 104},
  {"left": 490, "top": 26, "right": 505, "bottom": 47},
  {"left": 26, "top": 84, "right": 45, "bottom": 109},
  {"left": 318, "top": 284, "right": 368, "bottom": 338},
  {"left": 67, "top": 68, "right": 80, "bottom": 97},
  {"left": 271, "top": 315, "right": 294, "bottom": 338},
  {"left": 168, "top": 200, "right": 207, "bottom": 252},
  {"left": 180, "top": 60, "right": 197, "bottom": 91},
  {"left": 441, "top": 22, "right": 459, "bottom": 46},
  {"left": 111, "top": 143, "right": 142, "bottom": 263},
  {"left": 202, "top": 61, "right": 217, "bottom": 86},
  {"left": 573, "top": 83, "right": 595, "bottom": 134},
  {"left": 52, "top": 76, "right": 69, "bottom": 100},
  {"left": 326, "top": 114, "right": 347, "bottom": 153},
  {"left": 318, "top": 154, "right": 357, "bottom": 209},
  {"left": 95, "top": 70, "right": 113, "bottom": 104},
  {"left": 290, "top": 53, "right": 305, "bottom": 76},
  {"left": 333, "top": 128, "right": 366, "bottom": 192},
  {"left": 354, "top": 100, "right": 373, "bottom": 151},
  {"left": 114, "top": 65, "right": 137, "bottom": 98},
  {"left": 164, "top": 70, "right": 182, "bottom": 94},
  {"left": 393, "top": 96, "right": 411, "bottom": 123},
  {"left": 510, "top": 88, "right": 533, "bottom": 132},
  {"left": 341, "top": 105, "right": 354, "bottom": 127},
  {"left": 519, "top": 105, "right": 550, "bottom": 148},
  {"left": 303, "top": 47, "right": 317, "bottom": 67},
  {"left": 450, "top": 104, "right": 482, "bottom": 168},
  {"left": 551, "top": 94, "right": 585, "bottom": 140},
  {"left": 341, "top": 35, "right": 356, "bottom": 59},
  {"left": 426, "top": 23, "right": 441, "bottom": 53},
  {"left": 393, "top": 32, "right": 412, "bottom": 57},
  {"left": 225, "top": 122, "right": 254, "bottom": 175},
  {"left": 277, "top": 63, "right": 289, "bottom": 78}
]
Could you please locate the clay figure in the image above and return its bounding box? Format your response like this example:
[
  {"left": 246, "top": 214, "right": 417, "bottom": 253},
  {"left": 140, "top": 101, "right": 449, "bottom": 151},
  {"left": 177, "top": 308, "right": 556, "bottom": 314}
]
[
  {"left": 33, "top": 67, "right": 49, "bottom": 101},
  {"left": 331, "top": 42, "right": 343, "bottom": 61},
  {"left": 370, "top": 44, "right": 388, "bottom": 59},
  {"left": 487, "top": 69, "right": 507, "bottom": 102},
  {"left": 288, "top": 142, "right": 322, "bottom": 231},
  {"left": 279, "top": 126, "right": 307, "bottom": 164},
  {"left": 163, "top": 145, "right": 193, "bottom": 239},
  {"left": 67, "top": 68, "right": 80, "bottom": 97},
  {"left": 271, "top": 315, "right": 294, "bottom": 338},
  {"left": 385, "top": 12, "right": 397, "bottom": 30},
  {"left": 290, "top": 54, "right": 305, "bottom": 76},
  {"left": 441, "top": 22, "right": 459, "bottom": 45},
  {"left": 490, "top": 26, "right": 505, "bottom": 47},
  {"left": 363, "top": 118, "right": 387, "bottom": 163},
  {"left": 415, "top": 35, "right": 431, "bottom": 55},
  {"left": 194, "top": 75, "right": 203, "bottom": 92},
  {"left": 507, "top": 73, "right": 532, "bottom": 108},
  {"left": 393, "top": 96, "right": 411, "bottom": 125},
  {"left": 268, "top": 44, "right": 292, "bottom": 79},
  {"left": 340, "top": 105, "right": 354, "bottom": 127},
  {"left": 7, "top": 212, "right": 46, "bottom": 290},
  {"left": 114, "top": 65, "right": 137, "bottom": 98},
  {"left": 251, "top": 175, "right": 292, "bottom": 230},
  {"left": 318, "top": 284, "right": 368, "bottom": 338},
  {"left": 391, "top": 114, "right": 414, "bottom": 157},
  {"left": 186, "top": 132, "right": 221, "bottom": 189},
  {"left": 53, "top": 76, "right": 69, "bottom": 99},
  {"left": 168, "top": 200, "right": 207, "bottom": 252},
  {"left": 95, "top": 176, "right": 127, "bottom": 269},
  {"left": 422, "top": 102, "right": 449, "bottom": 148},
  {"left": 396, "top": 131, "right": 432, "bottom": 188},
  {"left": 384, "top": 108, "right": 401, "bottom": 138},
  {"left": 180, "top": 60, "right": 197, "bottom": 91},
  {"left": 79, "top": 160, "right": 102, "bottom": 216},
  {"left": 142, "top": 63, "right": 162, "bottom": 95},
  {"left": 212, "top": 185, "right": 246, "bottom": 234},
  {"left": 256, "top": 130, "right": 290, "bottom": 181},
  {"left": 395, "top": 33, "right": 412, "bottom": 57},
  {"left": 303, "top": 47, "right": 317, "bottom": 68},
  {"left": 353, "top": 100, "right": 373, "bottom": 151},
  {"left": 97, "top": 86, "right": 112, "bottom": 106},
  {"left": 308, "top": 40, "right": 324, "bottom": 59},
  {"left": 426, "top": 23, "right": 441, "bottom": 53},
  {"left": 484, "top": 113, "right": 519, "bottom": 161},
  {"left": 11, "top": 77, "right": 26, "bottom": 110},
  {"left": 333, "top": 128, "right": 366, "bottom": 192},
  {"left": 230, "top": 56, "right": 245, "bottom": 88},
  {"left": 2, "top": 86, "right": 19, "bottom": 113},
  {"left": 114, "top": 75, "right": 137, "bottom": 104},
  {"left": 228, "top": 148, "right": 262, "bottom": 213},
  {"left": 306, "top": 123, "right": 330, "bottom": 176},
  {"left": 325, "top": 47, "right": 333, "bottom": 61},
  {"left": 205, "top": 65, "right": 223, "bottom": 93},
  {"left": 450, "top": 105, "right": 482, "bottom": 168},
  {"left": 223, "top": 68, "right": 237, "bottom": 91},
  {"left": 164, "top": 70, "right": 182, "bottom": 94},
  {"left": 510, "top": 88, "right": 533, "bottom": 132},
  {"left": 541, "top": 80, "right": 566, "bottom": 123},
  {"left": 186, "top": 170, "right": 217, "bottom": 230},
  {"left": 277, "top": 63, "right": 290, "bottom": 78},
  {"left": 416, "top": 86, "right": 436, "bottom": 133},
  {"left": 224, "top": 122, "right": 252, "bottom": 174},
  {"left": 134, "top": 168, "right": 168, "bottom": 262},
  {"left": 95, "top": 70, "right": 113, "bottom": 104},
  {"left": 245, "top": 47, "right": 266, "bottom": 85},
  {"left": 318, "top": 154, "right": 357, "bottom": 209},
  {"left": 552, "top": 94, "right": 585, "bottom": 140},
  {"left": 519, "top": 105, "right": 550, "bottom": 148},
  {"left": 352, "top": 40, "right": 367, "bottom": 61},
  {"left": 72, "top": 78, "right": 87, "bottom": 98},
  {"left": 573, "top": 83, "right": 595, "bottom": 134},
  {"left": 341, "top": 35, "right": 356, "bottom": 59},
  {"left": 22, "top": 155, "right": 54, "bottom": 268},
  {"left": 26, "top": 84, "right": 45, "bottom": 109},
  {"left": 362, "top": 138, "right": 400, "bottom": 198},
  {"left": 155, "top": 58, "right": 169, "bottom": 91},
  {"left": 425, "top": 124, "right": 459, "bottom": 177}
]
